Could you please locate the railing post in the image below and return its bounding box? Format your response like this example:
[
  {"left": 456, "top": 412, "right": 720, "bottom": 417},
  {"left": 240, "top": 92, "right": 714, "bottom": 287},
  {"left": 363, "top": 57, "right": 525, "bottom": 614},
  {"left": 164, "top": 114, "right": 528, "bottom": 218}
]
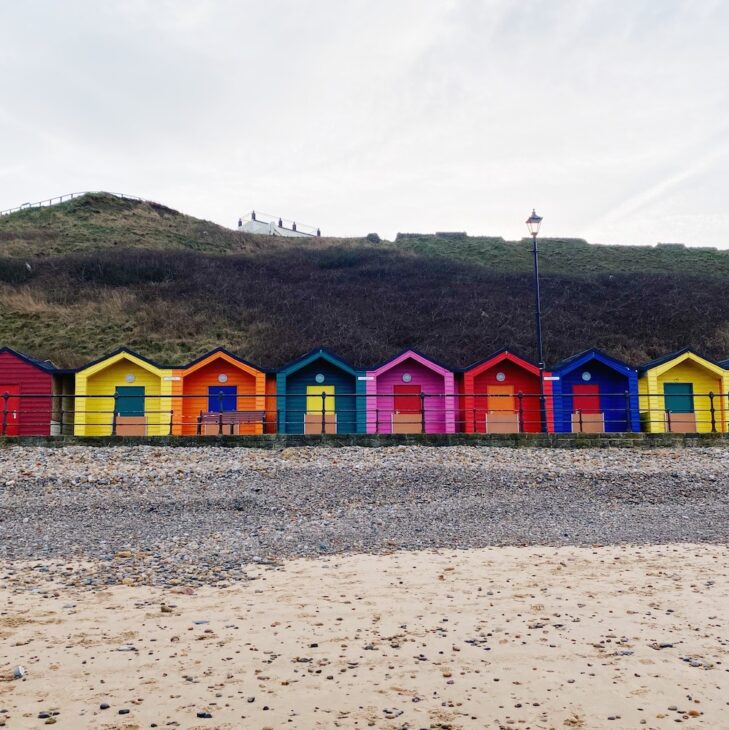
[
  {"left": 709, "top": 391, "right": 716, "bottom": 433},
  {"left": 1, "top": 391, "right": 8, "bottom": 436},
  {"left": 624, "top": 390, "right": 632, "bottom": 432},
  {"left": 169, "top": 409, "right": 174, "bottom": 436},
  {"left": 112, "top": 392, "right": 119, "bottom": 435},
  {"left": 218, "top": 410, "right": 223, "bottom": 435},
  {"left": 321, "top": 392, "right": 327, "bottom": 434},
  {"left": 578, "top": 408, "right": 583, "bottom": 433},
  {"left": 517, "top": 391, "right": 524, "bottom": 433},
  {"left": 666, "top": 410, "right": 672, "bottom": 433},
  {"left": 420, "top": 392, "right": 426, "bottom": 433}
]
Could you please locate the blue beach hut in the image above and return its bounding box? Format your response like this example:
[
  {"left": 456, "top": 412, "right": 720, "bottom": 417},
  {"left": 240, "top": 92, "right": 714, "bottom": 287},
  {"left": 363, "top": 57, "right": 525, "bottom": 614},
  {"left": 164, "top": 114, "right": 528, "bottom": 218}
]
[
  {"left": 549, "top": 348, "right": 640, "bottom": 433},
  {"left": 276, "top": 348, "right": 366, "bottom": 434}
]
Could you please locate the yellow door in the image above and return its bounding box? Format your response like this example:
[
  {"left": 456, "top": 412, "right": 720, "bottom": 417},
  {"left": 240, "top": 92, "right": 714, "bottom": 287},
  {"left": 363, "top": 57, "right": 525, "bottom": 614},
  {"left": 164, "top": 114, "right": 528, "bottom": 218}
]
[
  {"left": 487, "top": 384, "right": 516, "bottom": 412},
  {"left": 306, "top": 385, "right": 335, "bottom": 413}
]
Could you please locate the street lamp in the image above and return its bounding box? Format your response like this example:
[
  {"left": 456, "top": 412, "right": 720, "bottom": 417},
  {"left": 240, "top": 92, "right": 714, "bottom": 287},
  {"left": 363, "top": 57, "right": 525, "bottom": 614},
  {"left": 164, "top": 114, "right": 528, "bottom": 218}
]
[{"left": 525, "top": 208, "right": 547, "bottom": 433}]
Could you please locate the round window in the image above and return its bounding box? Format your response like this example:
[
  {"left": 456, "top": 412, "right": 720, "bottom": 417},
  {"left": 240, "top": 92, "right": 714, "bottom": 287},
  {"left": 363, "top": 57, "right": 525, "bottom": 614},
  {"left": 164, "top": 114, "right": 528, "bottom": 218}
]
[
  {"left": 315, "top": 373, "right": 325, "bottom": 384},
  {"left": 125, "top": 374, "right": 135, "bottom": 384},
  {"left": 402, "top": 373, "right": 412, "bottom": 383},
  {"left": 496, "top": 372, "right": 506, "bottom": 382},
  {"left": 582, "top": 371, "right": 592, "bottom": 382},
  {"left": 218, "top": 373, "right": 228, "bottom": 383}
]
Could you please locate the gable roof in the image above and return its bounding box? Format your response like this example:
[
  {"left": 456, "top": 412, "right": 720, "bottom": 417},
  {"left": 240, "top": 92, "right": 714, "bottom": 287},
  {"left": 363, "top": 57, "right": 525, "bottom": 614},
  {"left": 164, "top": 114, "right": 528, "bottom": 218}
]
[
  {"left": 76, "top": 347, "right": 176, "bottom": 375},
  {"left": 0, "top": 346, "right": 72, "bottom": 374},
  {"left": 721, "top": 359, "right": 729, "bottom": 369},
  {"left": 277, "top": 347, "right": 361, "bottom": 378},
  {"left": 367, "top": 348, "right": 453, "bottom": 377},
  {"left": 180, "top": 347, "right": 267, "bottom": 375},
  {"left": 637, "top": 347, "right": 725, "bottom": 375},
  {"left": 461, "top": 348, "right": 540, "bottom": 377},
  {"left": 551, "top": 347, "right": 635, "bottom": 378}
]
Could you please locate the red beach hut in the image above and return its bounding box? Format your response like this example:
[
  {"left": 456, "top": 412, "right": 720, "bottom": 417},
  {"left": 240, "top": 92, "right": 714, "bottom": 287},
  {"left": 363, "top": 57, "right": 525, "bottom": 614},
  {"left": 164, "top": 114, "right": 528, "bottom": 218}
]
[
  {"left": 0, "top": 347, "right": 74, "bottom": 436},
  {"left": 460, "top": 349, "right": 553, "bottom": 433}
]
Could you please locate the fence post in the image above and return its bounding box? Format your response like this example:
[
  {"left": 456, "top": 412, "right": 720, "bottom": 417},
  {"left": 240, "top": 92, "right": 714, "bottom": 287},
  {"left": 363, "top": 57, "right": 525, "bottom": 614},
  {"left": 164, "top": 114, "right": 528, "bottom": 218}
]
[
  {"left": 420, "top": 392, "right": 426, "bottom": 433},
  {"left": 577, "top": 408, "right": 583, "bottom": 433},
  {"left": 218, "top": 410, "right": 223, "bottom": 435},
  {"left": 112, "top": 392, "right": 119, "bottom": 435},
  {"left": 709, "top": 391, "right": 716, "bottom": 433},
  {"left": 1, "top": 391, "right": 8, "bottom": 436},
  {"left": 666, "top": 410, "right": 672, "bottom": 433},
  {"left": 321, "top": 392, "right": 327, "bottom": 434},
  {"left": 624, "top": 390, "right": 632, "bottom": 432},
  {"left": 169, "top": 409, "right": 174, "bottom": 436}
]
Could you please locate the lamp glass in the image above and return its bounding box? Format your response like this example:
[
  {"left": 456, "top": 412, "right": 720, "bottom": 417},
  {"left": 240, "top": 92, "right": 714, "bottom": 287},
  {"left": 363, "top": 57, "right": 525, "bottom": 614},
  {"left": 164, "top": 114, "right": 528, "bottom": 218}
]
[{"left": 526, "top": 209, "right": 543, "bottom": 236}]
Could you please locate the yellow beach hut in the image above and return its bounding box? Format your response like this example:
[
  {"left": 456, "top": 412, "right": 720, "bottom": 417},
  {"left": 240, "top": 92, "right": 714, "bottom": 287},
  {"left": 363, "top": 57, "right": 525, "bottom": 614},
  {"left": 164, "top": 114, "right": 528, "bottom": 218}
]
[
  {"left": 74, "top": 348, "right": 175, "bottom": 436},
  {"left": 638, "top": 348, "right": 729, "bottom": 433}
]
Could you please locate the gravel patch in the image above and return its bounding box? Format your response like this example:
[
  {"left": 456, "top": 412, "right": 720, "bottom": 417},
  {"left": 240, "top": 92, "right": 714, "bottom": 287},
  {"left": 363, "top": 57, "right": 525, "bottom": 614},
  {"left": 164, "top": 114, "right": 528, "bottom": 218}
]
[{"left": 1, "top": 446, "right": 728, "bottom": 587}]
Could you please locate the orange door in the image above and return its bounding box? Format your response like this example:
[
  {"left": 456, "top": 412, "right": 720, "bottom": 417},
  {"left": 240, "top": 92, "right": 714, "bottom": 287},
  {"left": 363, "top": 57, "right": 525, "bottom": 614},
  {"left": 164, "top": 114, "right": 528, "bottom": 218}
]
[
  {"left": 486, "top": 384, "right": 516, "bottom": 413},
  {"left": 0, "top": 385, "right": 20, "bottom": 436}
]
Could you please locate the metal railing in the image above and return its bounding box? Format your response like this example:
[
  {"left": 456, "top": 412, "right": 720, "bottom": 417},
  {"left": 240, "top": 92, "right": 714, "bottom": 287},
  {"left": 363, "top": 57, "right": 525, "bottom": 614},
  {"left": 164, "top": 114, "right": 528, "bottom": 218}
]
[
  {"left": 0, "top": 191, "right": 155, "bottom": 217},
  {"left": 2, "top": 390, "right": 728, "bottom": 437}
]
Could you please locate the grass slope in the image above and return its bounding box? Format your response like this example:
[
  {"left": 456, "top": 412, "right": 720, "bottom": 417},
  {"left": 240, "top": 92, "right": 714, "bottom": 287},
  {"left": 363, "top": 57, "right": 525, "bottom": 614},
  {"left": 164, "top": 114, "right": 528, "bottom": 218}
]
[{"left": 0, "top": 193, "right": 728, "bottom": 368}]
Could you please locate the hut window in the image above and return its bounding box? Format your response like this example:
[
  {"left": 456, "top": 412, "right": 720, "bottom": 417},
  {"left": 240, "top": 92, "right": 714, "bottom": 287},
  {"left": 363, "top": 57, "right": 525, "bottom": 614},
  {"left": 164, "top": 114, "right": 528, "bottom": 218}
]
[
  {"left": 496, "top": 372, "right": 506, "bottom": 382},
  {"left": 402, "top": 373, "right": 412, "bottom": 383},
  {"left": 315, "top": 373, "right": 325, "bottom": 384},
  {"left": 125, "top": 374, "right": 136, "bottom": 384},
  {"left": 218, "top": 374, "right": 228, "bottom": 383},
  {"left": 581, "top": 371, "right": 592, "bottom": 382}
]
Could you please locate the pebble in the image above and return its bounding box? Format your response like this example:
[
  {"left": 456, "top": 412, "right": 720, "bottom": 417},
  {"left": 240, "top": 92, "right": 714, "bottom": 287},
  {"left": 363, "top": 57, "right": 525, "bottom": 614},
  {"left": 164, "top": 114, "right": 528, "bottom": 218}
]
[{"left": 1, "top": 446, "right": 728, "bottom": 587}]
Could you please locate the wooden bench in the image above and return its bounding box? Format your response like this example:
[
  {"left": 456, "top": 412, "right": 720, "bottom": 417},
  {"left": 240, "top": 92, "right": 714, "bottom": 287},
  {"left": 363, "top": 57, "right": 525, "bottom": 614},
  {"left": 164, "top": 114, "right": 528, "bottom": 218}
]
[
  {"left": 304, "top": 413, "right": 337, "bottom": 434},
  {"left": 485, "top": 412, "right": 520, "bottom": 433},
  {"left": 392, "top": 412, "right": 423, "bottom": 434},
  {"left": 571, "top": 412, "right": 605, "bottom": 433},
  {"left": 665, "top": 412, "right": 697, "bottom": 433},
  {"left": 198, "top": 410, "right": 266, "bottom": 435},
  {"left": 115, "top": 415, "right": 147, "bottom": 436}
]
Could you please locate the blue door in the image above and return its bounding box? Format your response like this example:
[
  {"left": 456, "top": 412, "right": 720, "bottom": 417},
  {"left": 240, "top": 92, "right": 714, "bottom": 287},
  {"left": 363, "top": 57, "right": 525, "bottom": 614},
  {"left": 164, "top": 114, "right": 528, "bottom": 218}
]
[
  {"left": 208, "top": 386, "right": 237, "bottom": 412},
  {"left": 115, "top": 386, "right": 145, "bottom": 416}
]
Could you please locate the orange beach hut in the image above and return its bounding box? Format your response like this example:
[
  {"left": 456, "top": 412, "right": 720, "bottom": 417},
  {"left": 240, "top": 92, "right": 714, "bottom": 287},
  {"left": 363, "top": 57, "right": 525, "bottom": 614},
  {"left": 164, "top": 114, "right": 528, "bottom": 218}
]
[{"left": 172, "top": 348, "right": 268, "bottom": 435}]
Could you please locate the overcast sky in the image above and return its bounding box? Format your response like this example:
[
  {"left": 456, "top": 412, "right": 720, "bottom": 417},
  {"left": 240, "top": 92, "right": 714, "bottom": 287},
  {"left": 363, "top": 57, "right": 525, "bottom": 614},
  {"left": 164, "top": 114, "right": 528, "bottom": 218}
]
[{"left": 2, "top": 0, "right": 728, "bottom": 246}]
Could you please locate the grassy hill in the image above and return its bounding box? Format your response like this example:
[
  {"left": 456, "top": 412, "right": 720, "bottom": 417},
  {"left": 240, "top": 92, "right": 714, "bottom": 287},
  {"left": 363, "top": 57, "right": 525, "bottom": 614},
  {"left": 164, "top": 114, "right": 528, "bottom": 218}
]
[{"left": 1, "top": 192, "right": 728, "bottom": 369}]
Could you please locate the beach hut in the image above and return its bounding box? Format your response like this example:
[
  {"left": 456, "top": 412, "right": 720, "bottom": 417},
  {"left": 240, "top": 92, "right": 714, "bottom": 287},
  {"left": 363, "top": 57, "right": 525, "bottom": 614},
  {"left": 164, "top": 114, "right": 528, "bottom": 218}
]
[
  {"left": 638, "top": 348, "right": 729, "bottom": 433},
  {"left": 172, "top": 348, "right": 267, "bottom": 435},
  {"left": 460, "top": 349, "right": 551, "bottom": 433},
  {"left": 550, "top": 348, "right": 639, "bottom": 433},
  {"left": 0, "top": 347, "right": 74, "bottom": 436},
  {"left": 366, "top": 349, "right": 456, "bottom": 434},
  {"left": 74, "top": 348, "right": 174, "bottom": 436},
  {"left": 276, "top": 348, "right": 366, "bottom": 434}
]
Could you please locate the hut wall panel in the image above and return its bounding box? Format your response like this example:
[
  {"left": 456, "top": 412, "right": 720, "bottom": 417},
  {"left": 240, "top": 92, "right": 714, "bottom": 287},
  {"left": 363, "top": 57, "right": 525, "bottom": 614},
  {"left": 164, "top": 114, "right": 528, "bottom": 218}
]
[{"left": 0, "top": 351, "right": 54, "bottom": 436}]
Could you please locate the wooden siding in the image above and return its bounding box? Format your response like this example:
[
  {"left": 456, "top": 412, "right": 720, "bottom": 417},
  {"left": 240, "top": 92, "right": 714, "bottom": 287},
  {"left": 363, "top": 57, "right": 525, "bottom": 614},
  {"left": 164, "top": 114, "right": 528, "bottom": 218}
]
[
  {"left": 366, "top": 352, "right": 456, "bottom": 434},
  {"left": 74, "top": 353, "right": 173, "bottom": 436},
  {"left": 174, "top": 352, "right": 266, "bottom": 435},
  {"left": 462, "top": 355, "right": 544, "bottom": 433},
  {"left": 0, "top": 350, "right": 54, "bottom": 436},
  {"left": 552, "top": 358, "right": 639, "bottom": 433},
  {"left": 278, "top": 358, "right": 359, "bottom": 434},
  {"left": 639, "top": 355, "right": 728, "bottom": 433}
]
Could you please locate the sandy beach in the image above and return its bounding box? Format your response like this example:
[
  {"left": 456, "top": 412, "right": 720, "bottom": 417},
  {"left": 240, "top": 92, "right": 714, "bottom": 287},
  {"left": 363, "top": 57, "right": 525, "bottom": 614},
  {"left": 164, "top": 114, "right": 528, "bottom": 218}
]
[{"left": 1, "top": 544, "right": 728, "bottom": 729}]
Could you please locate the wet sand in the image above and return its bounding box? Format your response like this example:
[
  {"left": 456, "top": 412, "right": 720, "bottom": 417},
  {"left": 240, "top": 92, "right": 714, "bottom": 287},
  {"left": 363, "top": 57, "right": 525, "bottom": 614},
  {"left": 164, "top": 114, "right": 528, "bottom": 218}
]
[{"left": 1, "top": 544, "right": 728, "bottom": 729}]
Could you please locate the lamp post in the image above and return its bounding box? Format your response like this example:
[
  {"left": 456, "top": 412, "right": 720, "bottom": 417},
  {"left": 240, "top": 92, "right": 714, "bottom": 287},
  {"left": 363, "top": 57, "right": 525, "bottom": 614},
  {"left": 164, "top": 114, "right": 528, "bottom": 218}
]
[{"left": 526, "top": 209, "right": 547, "bottom": 433}]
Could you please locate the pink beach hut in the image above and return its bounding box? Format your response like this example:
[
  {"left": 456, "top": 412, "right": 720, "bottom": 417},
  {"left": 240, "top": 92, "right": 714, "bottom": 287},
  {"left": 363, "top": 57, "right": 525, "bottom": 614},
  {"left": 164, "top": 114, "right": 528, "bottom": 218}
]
[{"left": 366, "top": 349, "right": 456, "bottom": 434}]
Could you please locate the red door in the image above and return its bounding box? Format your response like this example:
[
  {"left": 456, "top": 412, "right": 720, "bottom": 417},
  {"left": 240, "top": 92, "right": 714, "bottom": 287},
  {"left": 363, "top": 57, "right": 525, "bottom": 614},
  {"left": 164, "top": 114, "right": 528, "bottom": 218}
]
[
  {"left": 394, "top": 384, "right": 422, "bottom": 413},
  {"left": 573, "top": 384, "right": 600, "bottom": 414},
  {"left": 0, "top": 385, "right": 20, "bottom": 436}
]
